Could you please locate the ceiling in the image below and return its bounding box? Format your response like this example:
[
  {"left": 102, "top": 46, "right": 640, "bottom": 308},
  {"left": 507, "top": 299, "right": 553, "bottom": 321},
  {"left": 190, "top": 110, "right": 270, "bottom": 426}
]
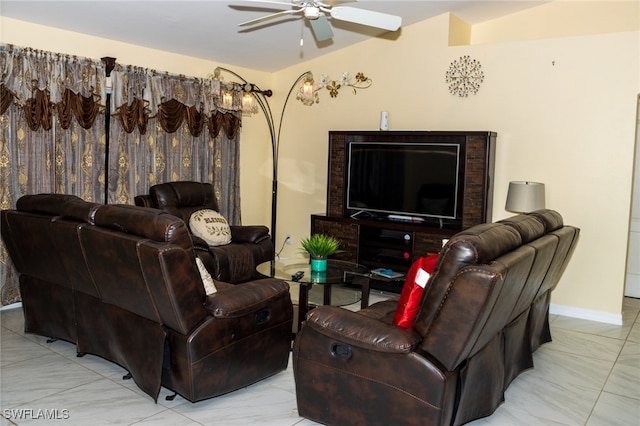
[{"left": 1, "top": 1, "right": 549, "bottom": 72}]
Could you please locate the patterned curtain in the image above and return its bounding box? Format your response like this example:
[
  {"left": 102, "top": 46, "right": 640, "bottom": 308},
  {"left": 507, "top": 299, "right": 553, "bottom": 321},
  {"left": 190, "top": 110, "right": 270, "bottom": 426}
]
[
  {"left": 0, "top": 44, "right": 106, "bottom": 305},
  {"left": 0, "top": 45, "right": 244, "bottom": 305},
  {"left": 108, "top": 65, "right": 242, "bottom": 223}
]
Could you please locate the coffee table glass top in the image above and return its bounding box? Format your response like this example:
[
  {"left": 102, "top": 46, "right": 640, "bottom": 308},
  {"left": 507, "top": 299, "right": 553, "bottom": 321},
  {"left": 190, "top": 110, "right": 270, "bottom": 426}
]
[{"left": 256, "top": 258, "right": 369, "bottom": 307}]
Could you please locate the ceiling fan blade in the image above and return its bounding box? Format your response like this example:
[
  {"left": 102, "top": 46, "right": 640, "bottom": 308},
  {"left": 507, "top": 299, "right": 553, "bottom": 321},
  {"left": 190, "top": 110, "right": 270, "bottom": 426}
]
[
  {"left": 309, "top": 14, "right": 334, "bottom": 42},
  {"left": 320, "top": 0, "right": 358, "bottom": 5},
  {"left": 238, "top": 9, "right": 300, "bottom": 27},
  {"left": 330, "top": 6, "right": 402, "bottom": 31},
  {"left": 237, "top": 0, "right": 299, "bottom": 6}
]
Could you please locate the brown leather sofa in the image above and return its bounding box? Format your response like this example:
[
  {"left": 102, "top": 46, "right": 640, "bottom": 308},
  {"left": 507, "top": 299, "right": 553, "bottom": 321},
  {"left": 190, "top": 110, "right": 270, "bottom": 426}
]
[
  {"left": 135, "top": 181, "right": 274, "bottom": 283},
  {"left": 1, "top": 194, "right": 293, "bottom": 402},
  {"left": 293, "top": 210, "right": 579, "bottom": 426}
]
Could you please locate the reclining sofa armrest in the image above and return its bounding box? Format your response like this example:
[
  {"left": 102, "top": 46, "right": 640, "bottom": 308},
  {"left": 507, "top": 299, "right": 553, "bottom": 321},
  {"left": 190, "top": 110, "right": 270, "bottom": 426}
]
[
  {"left": 230, "top": 225, "right": 270, "bottom": 244},
  {"left": 304, "top": 306, "right": 421, "bottom": 354},
  {"left": 191, "top": 235, "right": 210, "bottom": 249},
  {"left": 133, "top": 194, "right": 154, "bottom": 207},
  {"left": 204, "top": 278, "right": 289, "bottom": 318}
]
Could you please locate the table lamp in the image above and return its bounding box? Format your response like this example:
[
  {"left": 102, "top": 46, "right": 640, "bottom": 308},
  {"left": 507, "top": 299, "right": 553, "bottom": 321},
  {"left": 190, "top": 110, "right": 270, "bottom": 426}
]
[{"left": 505, "top": 181, "right": 545, "bottom": 213}]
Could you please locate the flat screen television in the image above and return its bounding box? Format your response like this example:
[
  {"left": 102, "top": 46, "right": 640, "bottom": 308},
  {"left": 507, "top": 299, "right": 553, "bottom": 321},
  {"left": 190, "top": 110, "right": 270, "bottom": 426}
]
[{"left": 346, "top": 142, "right": 464, "bottom": 226}]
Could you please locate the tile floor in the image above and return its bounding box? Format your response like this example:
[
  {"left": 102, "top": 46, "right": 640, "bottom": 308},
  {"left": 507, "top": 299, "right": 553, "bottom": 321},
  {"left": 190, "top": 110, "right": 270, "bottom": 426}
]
[{"left": 1, "top": 292, "right": 639, "bottom": 426}]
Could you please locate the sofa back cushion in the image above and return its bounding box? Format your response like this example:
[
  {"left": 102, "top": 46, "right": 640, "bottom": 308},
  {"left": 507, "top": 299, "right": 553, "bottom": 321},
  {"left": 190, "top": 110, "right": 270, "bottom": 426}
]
[
  {"left": 88, "top": 204, "right": 207, "bottom": 332},
  {"left": 16, "top": 193, "right": 98, "bottom": 222},
  {"left": 2, "top": 209, "right": 69, "bottom": 286},
  {"left": 80, "top": 225, "right": 162, "bottom": 323},
  {"left": 150, "top": 181, "right": 220, "bottom": 225},
  {"left": 415, "top": 223, "right": 522, "bottom": 332},
  {"left": 137, "top": 240, "right": 209, "bottom": 333},
  {"left": 499, "top": 213, "right": 562, "bottom": 323},
  {"left": 498, "top": 213, "right": 546, "bottom": 243},
  {"left": 413, "top": 212, "right": 580, "bottom": 372},
  {"left": 2, "top": 194, "right": 100, "bottom": 287},
  {"left": 414, "top": 223, "right": 527, "bottom": 371}
]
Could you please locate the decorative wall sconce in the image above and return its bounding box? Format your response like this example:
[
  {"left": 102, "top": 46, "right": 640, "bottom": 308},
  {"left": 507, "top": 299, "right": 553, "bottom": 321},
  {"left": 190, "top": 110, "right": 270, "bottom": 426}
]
[
  {"left": 211, "top": 67, "right": 372, "bottom": 246},
  {"left": 505, "top": 181, "right": 546, "bottom": 213},
  {"left": 297, "top": 72, "right": 373, "bottom": 105}
]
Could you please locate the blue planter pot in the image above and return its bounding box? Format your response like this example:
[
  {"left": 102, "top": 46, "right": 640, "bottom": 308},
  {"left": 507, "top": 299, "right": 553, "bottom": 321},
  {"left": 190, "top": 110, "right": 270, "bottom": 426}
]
[{"left": 310, "top": 257, "right": 328, "bottom": 272}]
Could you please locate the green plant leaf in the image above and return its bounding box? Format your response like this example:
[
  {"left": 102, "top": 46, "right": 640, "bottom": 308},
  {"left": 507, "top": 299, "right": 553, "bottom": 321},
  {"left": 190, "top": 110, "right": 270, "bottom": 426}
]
[{"left": 300, "top": 234, "right": 343, "bottom": 258}]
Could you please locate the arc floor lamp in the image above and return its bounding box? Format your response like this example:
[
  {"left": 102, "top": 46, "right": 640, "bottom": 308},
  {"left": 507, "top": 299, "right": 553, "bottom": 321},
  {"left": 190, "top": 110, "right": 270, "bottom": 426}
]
[
  {"left": 212, "top": 68, "right": 372, "bottom": 248},
  {"left": 213, "top": 67, "right": 315, "bottom": 248}
]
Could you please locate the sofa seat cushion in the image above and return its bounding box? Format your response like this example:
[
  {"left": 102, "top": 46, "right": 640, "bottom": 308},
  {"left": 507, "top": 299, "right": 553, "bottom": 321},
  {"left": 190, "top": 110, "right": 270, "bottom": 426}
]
[
  {"left": 189, "top": 209, "right": 231, "bottom": 246},
  {"left": 306, "top": 306, "right": 421, "bottom": 353}
]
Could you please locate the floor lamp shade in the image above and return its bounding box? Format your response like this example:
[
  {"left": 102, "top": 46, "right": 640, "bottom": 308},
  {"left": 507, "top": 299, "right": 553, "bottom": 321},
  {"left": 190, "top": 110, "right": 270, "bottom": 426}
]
[{"left": 505, "top": 181, "right": 546, "bottom": 213}]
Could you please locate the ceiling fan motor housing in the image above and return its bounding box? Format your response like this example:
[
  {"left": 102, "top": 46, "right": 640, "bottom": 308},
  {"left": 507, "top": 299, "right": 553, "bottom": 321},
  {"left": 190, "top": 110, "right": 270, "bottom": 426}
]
[{"left": 304, "top": 6, "right": 321, "bottom": 19}]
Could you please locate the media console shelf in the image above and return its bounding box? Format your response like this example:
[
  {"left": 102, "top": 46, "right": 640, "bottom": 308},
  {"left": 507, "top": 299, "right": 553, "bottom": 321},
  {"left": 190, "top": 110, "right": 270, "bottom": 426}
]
[{"left": 311, "top": 131, "right": 496, "bottom": 292}]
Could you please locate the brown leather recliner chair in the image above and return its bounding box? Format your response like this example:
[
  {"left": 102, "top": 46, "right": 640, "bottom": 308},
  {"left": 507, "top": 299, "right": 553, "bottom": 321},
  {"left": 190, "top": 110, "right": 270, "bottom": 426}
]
[{"left": 134, "top": 181, "right": 274, "bottom": 283}]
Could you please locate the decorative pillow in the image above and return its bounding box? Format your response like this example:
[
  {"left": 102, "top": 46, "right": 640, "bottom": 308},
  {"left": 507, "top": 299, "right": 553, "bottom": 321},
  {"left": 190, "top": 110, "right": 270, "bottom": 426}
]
[
  {"left": 195, "top": 257, "right": 217, "bottom": 295},
  {"left": 392, "top": 254, "right": 439, "bottom": 329},
  {"left": 189, "top": 209, "right": 231, "bottom": 246}
]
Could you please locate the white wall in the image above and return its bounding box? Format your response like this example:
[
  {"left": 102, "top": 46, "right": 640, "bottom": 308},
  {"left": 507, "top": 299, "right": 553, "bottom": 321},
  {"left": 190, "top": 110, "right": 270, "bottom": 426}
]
[
  {"left": 2, "top": 1, "right": 638, "bottom": 322},
  {"left": 625, "top": 97, "right": 640, "bottom": 298},
  {"left": 268, "top": 11, "right": 639, "bottom": 323}
]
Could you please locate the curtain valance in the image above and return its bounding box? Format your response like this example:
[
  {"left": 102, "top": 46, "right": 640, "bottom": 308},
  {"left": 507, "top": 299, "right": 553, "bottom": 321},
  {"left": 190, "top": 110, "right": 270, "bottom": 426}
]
[
  {"left": 1, "top": 45, "right": 106, "bottom": 104},
  {"left": 0, "top": 44, "right": 106, "bottom": 130},
  {"left": 109, "top": 64, "right": 242, "bottom": 137},
  {"left": 0, "top": 44, "right": 243, "bottom": 138}
]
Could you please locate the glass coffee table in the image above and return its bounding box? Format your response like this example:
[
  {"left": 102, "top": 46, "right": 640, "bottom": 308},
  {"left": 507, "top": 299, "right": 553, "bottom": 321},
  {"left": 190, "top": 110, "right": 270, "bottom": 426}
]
[{"left": 256, "top": 258, "right": 371, "bottom": 333}]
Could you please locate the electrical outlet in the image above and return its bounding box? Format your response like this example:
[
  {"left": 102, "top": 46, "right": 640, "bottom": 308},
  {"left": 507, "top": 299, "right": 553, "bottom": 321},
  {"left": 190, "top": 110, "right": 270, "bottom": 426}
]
[{"left": 285, "top": 234, "right": 292, "bottom": 245}]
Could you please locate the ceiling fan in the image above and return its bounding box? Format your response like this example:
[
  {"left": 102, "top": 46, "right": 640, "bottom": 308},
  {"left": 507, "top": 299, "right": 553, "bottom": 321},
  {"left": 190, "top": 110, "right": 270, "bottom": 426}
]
[{"left": 236, "top": 0, "right": 402, "bottom": 42}]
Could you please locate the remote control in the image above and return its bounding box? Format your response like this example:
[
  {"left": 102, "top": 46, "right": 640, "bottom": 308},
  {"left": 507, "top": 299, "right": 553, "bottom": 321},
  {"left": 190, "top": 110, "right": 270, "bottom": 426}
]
[{"left": 291, "top": 271, "right": 304, "bottom": 282}]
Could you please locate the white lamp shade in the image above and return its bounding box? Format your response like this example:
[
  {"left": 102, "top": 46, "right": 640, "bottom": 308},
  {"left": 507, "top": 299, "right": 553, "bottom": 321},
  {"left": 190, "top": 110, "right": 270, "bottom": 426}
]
[{"left": 505, "top": 181, "right": 545, "bottom": 213}]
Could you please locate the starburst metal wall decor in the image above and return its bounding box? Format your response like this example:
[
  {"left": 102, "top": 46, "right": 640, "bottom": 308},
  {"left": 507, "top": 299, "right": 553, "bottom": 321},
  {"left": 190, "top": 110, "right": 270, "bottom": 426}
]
[{"left": 445, "top": 56, "right": 484, "bottom": 97}]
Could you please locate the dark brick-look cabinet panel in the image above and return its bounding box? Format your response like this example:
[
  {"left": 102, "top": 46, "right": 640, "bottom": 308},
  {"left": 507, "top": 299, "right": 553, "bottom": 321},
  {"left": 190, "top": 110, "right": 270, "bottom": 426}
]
[
  {"left": 311, "top": 216, "right": 358, "bottom": 263},
  {"left": 327, "top": 134, "right": 346, "bottom": 217},
  {"left": 412, "top": 231, "right": 453, "bottom": 260},
  {"left": 461, "top": 135, "right": 495, "bottom": 229}
]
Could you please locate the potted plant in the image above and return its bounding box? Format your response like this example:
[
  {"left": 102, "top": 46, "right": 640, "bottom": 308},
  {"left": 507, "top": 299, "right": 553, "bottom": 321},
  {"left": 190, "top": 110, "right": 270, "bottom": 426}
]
[{"left": 300, "top": 234, "right": 342, "bottom": 272}]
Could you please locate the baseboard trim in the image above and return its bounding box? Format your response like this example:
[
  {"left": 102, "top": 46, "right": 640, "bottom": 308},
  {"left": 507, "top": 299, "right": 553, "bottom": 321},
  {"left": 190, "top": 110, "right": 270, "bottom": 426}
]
[
  {"left": 550, "top": 303, "right": 623, "bottom": 325},
  {"left": 0, "top": 302, "right": 22, "bottom": 311}
]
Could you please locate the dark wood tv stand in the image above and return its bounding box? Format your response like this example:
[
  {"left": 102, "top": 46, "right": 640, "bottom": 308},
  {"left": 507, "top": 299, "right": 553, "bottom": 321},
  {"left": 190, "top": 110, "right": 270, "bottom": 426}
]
[{"left": 311, "top": 131, "right": 496, "bottom": 293}]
